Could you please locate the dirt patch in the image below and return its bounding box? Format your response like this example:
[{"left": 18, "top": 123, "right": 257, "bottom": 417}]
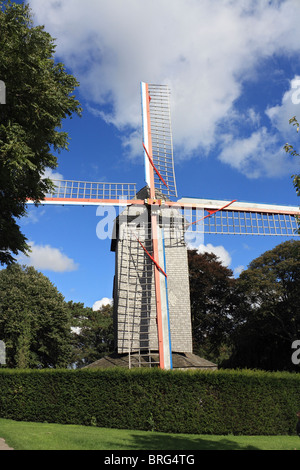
[{"left": 0, "top": 438, "right": 13, "bottom": 450}]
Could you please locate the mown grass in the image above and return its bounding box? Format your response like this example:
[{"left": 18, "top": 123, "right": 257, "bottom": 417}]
[{"left": 0, "top": 419, "right": 300, "bottom": 450}]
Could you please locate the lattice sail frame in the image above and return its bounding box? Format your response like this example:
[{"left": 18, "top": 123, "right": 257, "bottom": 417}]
[
  {"left": 40, "top": 181, "right": 300, "bottom": 238},
  {"left": 141, "top": 82, "right": 177, "bottom": 199},
  {"left": 177, "top": 199, "right": 300, "bottom": 238},
  {"left": 45, "top": 180, "right": 137, "bottom": 203},
  {"left": 40, "top": 183, "right": 300, "bottom": 239}
]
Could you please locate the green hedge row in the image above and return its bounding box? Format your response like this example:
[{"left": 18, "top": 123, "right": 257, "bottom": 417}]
[{"left": 0, "top": 368, "right": 299, "bottom": 435}]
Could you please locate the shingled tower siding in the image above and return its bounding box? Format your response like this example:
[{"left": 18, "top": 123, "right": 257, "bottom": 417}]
[
  {"left": 164, "top": 240, "right": 193, "bottom": 353},
  {"left": 112, "top": 203, "right": 193, "bottom": 354}
]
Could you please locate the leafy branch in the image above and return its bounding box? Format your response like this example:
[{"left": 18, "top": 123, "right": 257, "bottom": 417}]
[
  {"left": 283, "top": 116, "right": 299, "bottom": 157},
  {"left": 283, "top": 116, "right": 300, "bottom": 200}
]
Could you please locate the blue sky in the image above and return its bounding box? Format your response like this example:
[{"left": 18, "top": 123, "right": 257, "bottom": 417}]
[{"left": 15, "top": 0, "right": 300, "bottom": 309}]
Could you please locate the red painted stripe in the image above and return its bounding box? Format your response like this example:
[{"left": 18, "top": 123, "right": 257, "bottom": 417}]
[
  {"left": 134, "top": 234, "right": 167, "bottom": 278},
  {"left": 143, "top": 143, "right": 169, "bottom": 190},
  {"left": 186, "top": 200, "right": 237, "bottom": 227}
]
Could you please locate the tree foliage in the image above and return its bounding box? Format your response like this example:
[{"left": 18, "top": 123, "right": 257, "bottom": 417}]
[
  {"left": 70, "top": 302, "right": 114, "bottom": 368},
  {"left": 0, "top": 264, "right": 114, "bottom": 368},
  {"left": 225, "top": 240, "right": 300, "bottom": 371},
  {"left": 283, "top": 116, "right": 300, "bottom": 199},
  {"left": 0, "top": 263, "right": 73, "bottom": 368},
  {"left": 188, "top": 249, "right": 236, "bottom": 362},
  {"left": 0, "top": 1, "right": 82, "bottom": 264}
]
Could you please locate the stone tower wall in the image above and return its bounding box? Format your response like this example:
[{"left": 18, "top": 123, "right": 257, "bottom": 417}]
[{"left": 112, "top": 204, "right": 193, "bottom": 354}]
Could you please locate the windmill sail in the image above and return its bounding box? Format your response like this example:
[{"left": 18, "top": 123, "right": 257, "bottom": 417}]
[
  {"left": 176, "top": 198, "right": 300, "bottom": 237},
  {"left": 33, "top": 180, "right": 300, "bottom": 239},
  {"left": 44, "top": 179, "right": 137, "bottom": 204},
  {"left": 141, "top": 82, "right": 177, "bottom": 199}
]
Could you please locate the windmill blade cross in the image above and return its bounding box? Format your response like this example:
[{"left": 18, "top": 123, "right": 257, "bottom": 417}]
[{"left": 25, "top": 81, "right": 300, "bottom": 373}]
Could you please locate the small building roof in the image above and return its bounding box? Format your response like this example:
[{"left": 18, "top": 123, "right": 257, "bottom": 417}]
[{"left": 83, "top": 352, "right": 217, "bottom": 370}]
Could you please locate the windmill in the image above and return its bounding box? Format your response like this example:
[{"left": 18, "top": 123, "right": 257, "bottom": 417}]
[{"left": 31, "top": 82, "right": 300, "bottom": 370}]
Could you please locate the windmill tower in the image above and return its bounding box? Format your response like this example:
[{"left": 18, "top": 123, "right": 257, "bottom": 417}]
[
  {"left": 31, "top": 82, "right": 300, "bottom": 370},
  {"left": 111, "top": 186, "right": 193, "bottom": 369}
]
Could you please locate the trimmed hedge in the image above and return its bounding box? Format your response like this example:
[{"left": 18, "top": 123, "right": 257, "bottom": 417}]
[{"left": 0, "top": 368, "right": 300, "bottom": 435}]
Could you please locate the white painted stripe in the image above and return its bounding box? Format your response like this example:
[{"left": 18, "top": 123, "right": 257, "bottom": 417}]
[
  {"left": 141, "top": 82, "right": 151, "bottom": 187},
  {"left": 178, "top": 198, "right": 300, "bottom": 214}
]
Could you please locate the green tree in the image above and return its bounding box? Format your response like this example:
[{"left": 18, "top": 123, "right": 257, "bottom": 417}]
[
  {"left": 188, "top": 249, "right": 237, "bottom": 363},
  {"left": 0, "top": 263, "right": 73, "bottom": 368},
  {"left": 70, "top": 302, "right": 114, "bottom": 368},
  {"left": 283, "top": 116, "right": 300, "bottom": 199},
  {"left": 226, "top": 240, "right": 300, "bottom": 371},
  {"left": 0, "top": 1, "right": 82, "bottom": 265}
]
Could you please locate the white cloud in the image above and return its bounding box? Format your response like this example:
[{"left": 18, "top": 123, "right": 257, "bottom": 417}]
[
  {"left": 190, "top": 244, "right": 244, "bottom": 277},
  {"left": 218, "top": 75, "right": 300, "bottom": 178},
  {"left": 18, "top": 242, "right": 78, "bottom": 272},
  {"left": 27, "top": 0, "right": 300, "bottom": 164},
  {"left": 266, "top": 75, "right": 300, "bottom": 136},
  {"left": 92, "top": 298, "right": 113, "bottom": 311},
  {"left": 42, "top": 168, "right": 64, "bottom": 181},
  {"left": 233, "top": 265, "right": 245, "bottom": 277},
  {"left": 218, "top": 127, "right": 290, "bottom": 178},
  {"left": 195, "top": 243, "right": 232, "bottom": 267},
  {"left": 22, "top": 168, "right": 63, "bottom": 225},
  {"left": 22, "top": 207, "right": 46, "bottom": 225}
]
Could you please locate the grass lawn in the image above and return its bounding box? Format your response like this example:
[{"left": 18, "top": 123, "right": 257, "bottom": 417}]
[{"left": 0, "top": 418, "right": 300, "bottom": 450}]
